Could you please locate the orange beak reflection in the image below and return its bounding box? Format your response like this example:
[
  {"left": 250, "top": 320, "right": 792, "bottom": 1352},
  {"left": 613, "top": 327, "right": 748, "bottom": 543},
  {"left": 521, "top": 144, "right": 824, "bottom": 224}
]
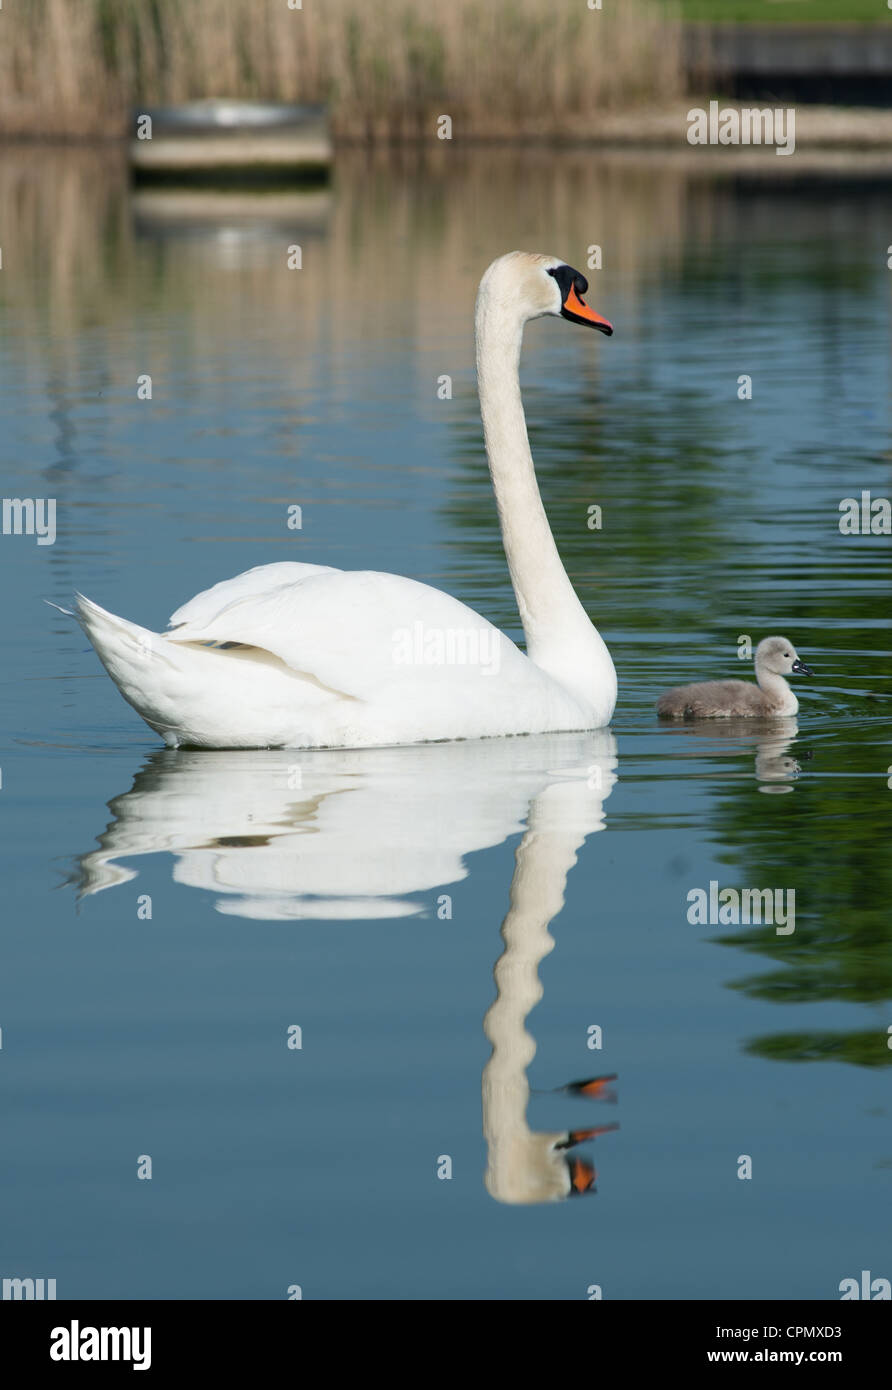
[
  {"left": 567, "top": 1156, "right": 596, "bottom": 1194},
  {"left": 561, "top": 284, "right": 614, "bottom": 335}
]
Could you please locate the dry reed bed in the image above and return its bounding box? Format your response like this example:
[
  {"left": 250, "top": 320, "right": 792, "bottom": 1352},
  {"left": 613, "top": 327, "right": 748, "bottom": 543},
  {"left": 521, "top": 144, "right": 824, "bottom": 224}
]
[{"left": 0, "top": 0, "right": 684, "bottom": 139}]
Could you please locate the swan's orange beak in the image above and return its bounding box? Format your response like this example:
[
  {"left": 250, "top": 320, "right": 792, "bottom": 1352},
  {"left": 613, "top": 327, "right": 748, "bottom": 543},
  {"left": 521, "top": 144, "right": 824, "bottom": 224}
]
[{"left": 561, "top": 283, "right": 613, "bottom": 335}]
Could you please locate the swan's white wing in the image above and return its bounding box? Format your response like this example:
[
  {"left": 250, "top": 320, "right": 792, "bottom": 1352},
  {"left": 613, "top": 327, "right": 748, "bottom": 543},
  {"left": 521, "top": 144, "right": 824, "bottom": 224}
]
[
  {"left": 165, "top": 568, "right": 529, "bottom": 702},
  {"left": 168, "top": 562, "right": 340, "bottom": 629}
]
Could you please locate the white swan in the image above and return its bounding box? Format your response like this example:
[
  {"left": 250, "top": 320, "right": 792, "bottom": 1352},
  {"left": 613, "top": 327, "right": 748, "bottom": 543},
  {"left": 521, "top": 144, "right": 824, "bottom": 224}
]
[{"left": 72, "top": 251, "right": 616, "bottom": 749}]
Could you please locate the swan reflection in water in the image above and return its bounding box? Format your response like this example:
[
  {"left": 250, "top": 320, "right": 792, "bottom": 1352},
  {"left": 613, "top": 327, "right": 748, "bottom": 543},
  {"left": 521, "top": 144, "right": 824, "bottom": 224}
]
[
  {"left": 483, "top": 765, "right": 620, "bottom": 1203},
  {"left": 76, "top": 730, "right": 620, "bottom": 1204}
]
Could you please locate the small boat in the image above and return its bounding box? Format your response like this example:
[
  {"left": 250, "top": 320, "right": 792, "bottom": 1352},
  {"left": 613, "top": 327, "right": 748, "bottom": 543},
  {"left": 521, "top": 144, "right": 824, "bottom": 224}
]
[{"left": 129, "top": 100, "right": 331, "bottom": 183}]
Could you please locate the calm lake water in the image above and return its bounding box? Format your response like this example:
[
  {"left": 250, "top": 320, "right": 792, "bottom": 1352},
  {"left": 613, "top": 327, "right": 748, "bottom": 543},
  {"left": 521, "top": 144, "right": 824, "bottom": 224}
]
[{"left": 0, "top": 147, "right": 890, "bottom": 1300}]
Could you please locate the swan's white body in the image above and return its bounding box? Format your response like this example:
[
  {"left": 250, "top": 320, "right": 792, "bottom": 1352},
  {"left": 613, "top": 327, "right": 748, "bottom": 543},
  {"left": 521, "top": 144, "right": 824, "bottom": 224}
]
[{"left": 74, "top": 252, "right": 616, "bottom": 749}]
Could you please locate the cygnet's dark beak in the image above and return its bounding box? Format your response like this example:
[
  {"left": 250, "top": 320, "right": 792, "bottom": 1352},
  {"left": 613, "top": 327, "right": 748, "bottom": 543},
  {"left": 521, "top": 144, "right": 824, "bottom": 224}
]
[{"left": 791, "top": 658, "right": 813, "bottom": 676}]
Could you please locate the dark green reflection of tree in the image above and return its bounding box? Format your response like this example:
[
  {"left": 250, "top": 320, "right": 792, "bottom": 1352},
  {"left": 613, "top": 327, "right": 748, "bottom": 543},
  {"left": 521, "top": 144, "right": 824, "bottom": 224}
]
[
  {"left": 711, "top": 727, "right": 892, "bottom": 1068},
  {"left": 444, "top": 370, "right": 731, "bottom": 640}
]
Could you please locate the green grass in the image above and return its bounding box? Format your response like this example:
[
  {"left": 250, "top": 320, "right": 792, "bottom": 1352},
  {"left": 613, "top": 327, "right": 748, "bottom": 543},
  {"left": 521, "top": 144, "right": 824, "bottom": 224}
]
[{"left": 668, "top": 0, "right": 891, "bottom": 21}]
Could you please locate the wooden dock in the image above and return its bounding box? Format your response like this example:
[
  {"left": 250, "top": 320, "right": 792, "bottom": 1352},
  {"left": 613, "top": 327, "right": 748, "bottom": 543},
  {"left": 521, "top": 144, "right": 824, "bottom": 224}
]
[{"left": 686, "top": 24, "right": 892, "bottom": 103}]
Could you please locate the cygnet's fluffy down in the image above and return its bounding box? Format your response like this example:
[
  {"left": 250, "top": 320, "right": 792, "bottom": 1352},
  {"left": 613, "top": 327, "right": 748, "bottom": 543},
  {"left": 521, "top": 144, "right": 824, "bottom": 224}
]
[{"left": 657, "top": 636, "right": 813, "bottom": 719}]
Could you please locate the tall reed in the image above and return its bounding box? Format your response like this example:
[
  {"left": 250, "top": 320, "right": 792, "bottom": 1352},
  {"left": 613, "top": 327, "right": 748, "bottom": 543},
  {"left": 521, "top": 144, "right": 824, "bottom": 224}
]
[{"left": 0, "top": 0, "right": 685, "bottom": 139}]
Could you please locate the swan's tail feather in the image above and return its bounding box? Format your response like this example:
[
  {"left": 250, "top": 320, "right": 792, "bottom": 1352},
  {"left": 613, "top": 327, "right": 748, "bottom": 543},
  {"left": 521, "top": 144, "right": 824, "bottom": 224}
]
[
  {"left": 69, "top": 593, "right": 318, "bottom": 749},
  {"left": 72, "top": 594, "right": 191, "bottom": 742},
  {"left": 74, "top": 594, "right": 176, "bottom": 670}
]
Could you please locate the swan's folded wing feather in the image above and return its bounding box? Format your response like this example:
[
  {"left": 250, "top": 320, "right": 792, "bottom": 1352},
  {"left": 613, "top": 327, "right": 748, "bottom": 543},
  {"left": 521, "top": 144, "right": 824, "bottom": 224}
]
[
  {"left": 165, "top": 569, "right": 526, "bottom": 702},
  {"left": 168, "top": 562, "right": 341, "bottom": 629}
]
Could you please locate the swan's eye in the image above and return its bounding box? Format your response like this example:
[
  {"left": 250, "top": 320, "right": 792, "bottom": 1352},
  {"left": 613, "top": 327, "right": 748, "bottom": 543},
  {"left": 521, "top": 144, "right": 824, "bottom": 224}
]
[
  {"left": 550, "top": 264, "right": 613, "bottom": 334},
  {"left": 548, "top": 264, "right": 590, "bottom": 297}
]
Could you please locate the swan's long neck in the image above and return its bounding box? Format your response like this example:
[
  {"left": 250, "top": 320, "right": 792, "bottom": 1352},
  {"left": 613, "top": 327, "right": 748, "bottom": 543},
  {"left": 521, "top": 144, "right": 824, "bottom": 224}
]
[
  {"left": 475, "top": 289, "right": 616, "bottom": 719},
  {"left": 755, "top": 664, "right": 797, "bottom": 713}
]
